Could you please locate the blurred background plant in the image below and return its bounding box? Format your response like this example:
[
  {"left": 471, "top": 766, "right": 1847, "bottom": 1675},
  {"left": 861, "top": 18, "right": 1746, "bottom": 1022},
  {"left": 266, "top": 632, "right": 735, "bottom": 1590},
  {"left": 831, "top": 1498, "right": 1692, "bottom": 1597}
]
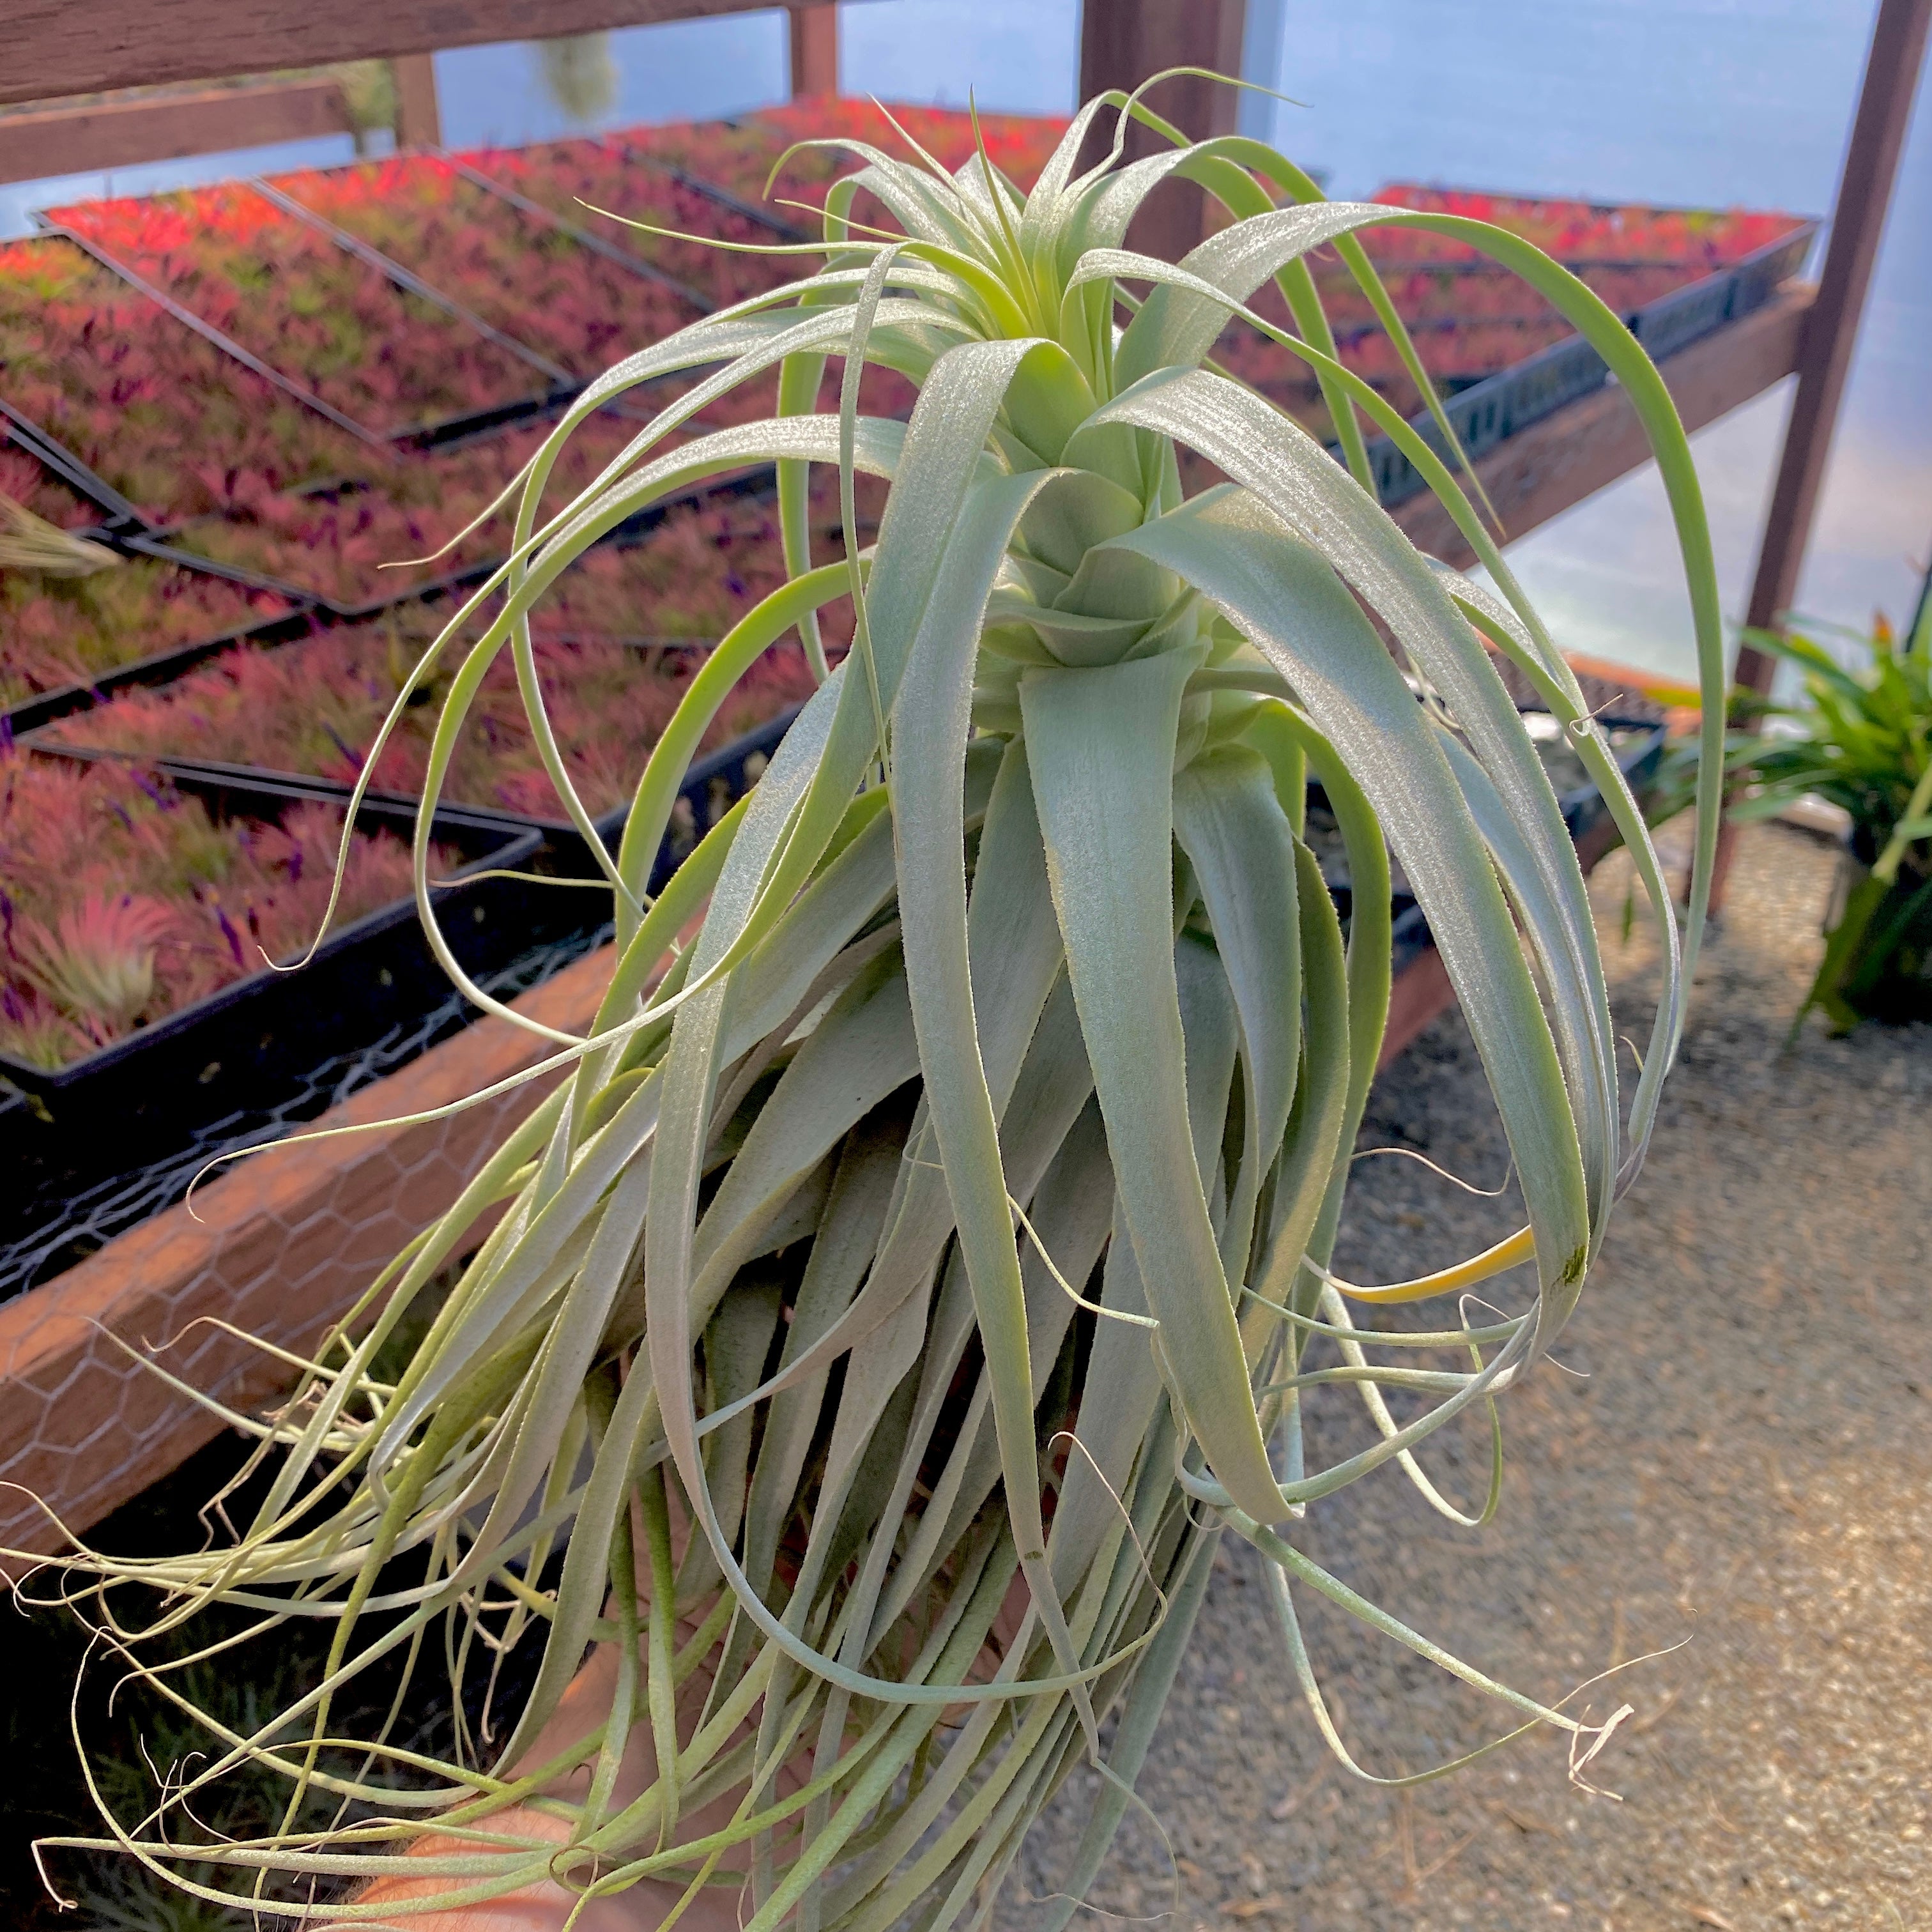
[
  {"left": 0, "top": 494, "right": 120, "bottom": 578},
  {"left": 534, "top": 33, "right": 618, "bottom": 127}
]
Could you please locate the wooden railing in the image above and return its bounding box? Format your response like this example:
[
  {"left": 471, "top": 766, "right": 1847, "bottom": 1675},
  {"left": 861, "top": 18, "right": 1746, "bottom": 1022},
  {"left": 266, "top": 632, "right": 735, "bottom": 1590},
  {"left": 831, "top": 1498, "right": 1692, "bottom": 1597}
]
[
  {"left": 0, "top": 1, "right": 843, "bottom": 185},
  {"left": 0, "top": 79, "right": 364, "bottom": 187}
]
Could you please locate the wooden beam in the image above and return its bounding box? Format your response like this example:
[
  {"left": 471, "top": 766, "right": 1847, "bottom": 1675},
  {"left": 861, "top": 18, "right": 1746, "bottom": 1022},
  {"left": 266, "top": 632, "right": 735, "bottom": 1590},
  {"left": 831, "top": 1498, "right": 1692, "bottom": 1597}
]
[
  {"left": 390, "top": 52, "right": 442, "bottom": 148},
  {"left": 0, "top": 0, "right": 841, "bottom": 109},
  {"left": 1735, "top": 0, "right": 1932, "bottom": 684},
  {"left": 1709, "top": 0, "right": 1931, "bottom": 912},
  {"left": 1077, "top": 0, "right": 1246, "bottom": 261},
  {"left": 1392, "top": 284, "right": 1815, "bottom": 569},
  {"left": 789, "top": 2, "right": 838, "bottom": 97},
  {"left": 0, "top": 79, "right": 353, "bottom": 186}
]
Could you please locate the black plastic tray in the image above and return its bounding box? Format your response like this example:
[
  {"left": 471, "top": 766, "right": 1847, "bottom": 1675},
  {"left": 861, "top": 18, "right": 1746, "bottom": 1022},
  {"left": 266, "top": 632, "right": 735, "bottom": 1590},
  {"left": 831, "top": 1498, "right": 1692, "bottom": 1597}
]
[
  {"left": 141, "top": 700, "right": 803, "bottom": 888},
  {"left": 1360, "top": 224, "right": 1816, "bottom": 508},
  {"left": 1308, "top": 714, "right": 1666, "bottom": 969},
  {"left": 1, "top": 600, "right": 323, "bottom": 742},
  {"left": 0, "top": 757, "right": 581, "bottom": 1163}
]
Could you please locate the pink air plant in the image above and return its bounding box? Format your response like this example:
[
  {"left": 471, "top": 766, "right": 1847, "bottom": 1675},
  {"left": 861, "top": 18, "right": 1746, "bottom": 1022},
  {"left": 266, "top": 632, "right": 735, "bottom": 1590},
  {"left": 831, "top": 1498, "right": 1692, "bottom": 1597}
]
[
  {"left": 17, "top": 890, "right": 173, "bottom": 1040},
  {"left": 0, "top": 750, "right": 453, "bottom": 1067}
]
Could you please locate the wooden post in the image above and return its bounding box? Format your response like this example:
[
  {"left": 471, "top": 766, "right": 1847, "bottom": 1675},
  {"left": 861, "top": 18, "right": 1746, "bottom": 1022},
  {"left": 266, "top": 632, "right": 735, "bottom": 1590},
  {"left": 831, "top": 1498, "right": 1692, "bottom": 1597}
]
[
  {"left": 1078, "top": 0, "right": 1247, "bottom": 261},
  {"left": 1236, "top": 0, "right": 1285, "bottom": 142},
  {"left": 1710, "top": 0, "right": 1932, "bottom": 909},
  {"left": 391, "top": 50, "right": 442, "bottom": 148},
  {"left": 790, "top": 3, "right": 839, "bottom": 98}
]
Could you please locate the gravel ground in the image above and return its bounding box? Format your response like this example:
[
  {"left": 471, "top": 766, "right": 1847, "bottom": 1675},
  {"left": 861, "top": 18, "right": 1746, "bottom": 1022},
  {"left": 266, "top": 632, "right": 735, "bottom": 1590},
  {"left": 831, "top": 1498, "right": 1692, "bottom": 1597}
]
[{"left": 1000, "top": 819, "right": 1932, "bottom": 1932}]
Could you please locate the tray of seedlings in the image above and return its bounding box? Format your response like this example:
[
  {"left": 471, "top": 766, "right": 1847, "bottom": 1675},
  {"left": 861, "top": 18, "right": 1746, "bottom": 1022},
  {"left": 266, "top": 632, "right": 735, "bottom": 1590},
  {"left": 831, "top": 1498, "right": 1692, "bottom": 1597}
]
[
  {"left": 41, "top": 183, "right": 565, "bottom": 444},
  {"left": 0, "top": 746, "right": 628, "bottom": 1300},
  {"left": 1, "top": 234, "right": 381, "bottom": 527},
  {"left": 262, "top": 153, "right": 712, "bottom": 380},
  {"left": 139, "top": 390, "right": 874, "bottom": 620},
  {"left": 37, "top": 518, "right": 843, "bottom": 873},
  {"left": 146, "top": 408, "right": 650, "bottom": 614},
  {"left": 2, "top": 436, "right": 316, "bottom": 735},
  {"left": 462, "top": 133, "right": 808, "bottom": 310},
  {"left": 0, "top": 746, "right": 585, "bottom": 1146},
  {"left": 1204, "top": 187, "right": 1814, "bottom": 503},
  {"left": 646, "top": 99, "right": 1073, "bottom": 219}
]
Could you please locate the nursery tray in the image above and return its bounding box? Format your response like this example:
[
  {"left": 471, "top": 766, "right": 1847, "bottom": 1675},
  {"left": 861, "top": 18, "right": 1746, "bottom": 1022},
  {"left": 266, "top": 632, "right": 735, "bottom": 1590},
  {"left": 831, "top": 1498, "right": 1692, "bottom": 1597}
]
[
  {"left": 0, "top": 760, "right": 583, "bottom": 1165},
  {"left": 39, "top": 192, "right": 566, "bottom": 448},
  {"left": 151, "top": 452, "right": 786, "bottom": 623},
  {"left": 0, "top": 916, "right": 609, "bottom": 1303},
  {"left": 1360, "top": 224, "right": 1816, "bottom": 507},
  {"left": 1, "top": 580, "right": 319, "bottom": 741},
  {"left": 150, "top": 700, "right": 804, "bottom": 888}
]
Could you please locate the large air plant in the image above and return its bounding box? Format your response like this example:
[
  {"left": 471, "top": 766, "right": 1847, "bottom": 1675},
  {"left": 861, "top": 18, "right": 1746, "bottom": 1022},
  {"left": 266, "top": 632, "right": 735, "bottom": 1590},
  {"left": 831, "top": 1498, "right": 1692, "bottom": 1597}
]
[{"left": 29, "top": 84, "right": 1726, "bottom": 1928}]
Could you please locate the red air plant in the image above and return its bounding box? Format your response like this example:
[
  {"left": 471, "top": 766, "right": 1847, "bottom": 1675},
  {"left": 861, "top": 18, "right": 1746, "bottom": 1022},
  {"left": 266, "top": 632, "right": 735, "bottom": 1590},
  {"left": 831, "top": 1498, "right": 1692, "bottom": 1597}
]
[{"left": 0, "top": 750, "right": 452, "bottom": 1068}]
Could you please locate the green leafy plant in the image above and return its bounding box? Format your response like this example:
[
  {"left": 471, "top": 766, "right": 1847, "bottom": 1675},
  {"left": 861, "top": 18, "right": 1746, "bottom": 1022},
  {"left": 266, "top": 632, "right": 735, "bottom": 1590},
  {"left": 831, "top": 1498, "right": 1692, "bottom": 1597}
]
[
  {"left": 1730, "top": 601, "right": 1932, "bottom": 1032},
  {"left": 23, "top": 81, "right": 1724, "bottom": 1929}
]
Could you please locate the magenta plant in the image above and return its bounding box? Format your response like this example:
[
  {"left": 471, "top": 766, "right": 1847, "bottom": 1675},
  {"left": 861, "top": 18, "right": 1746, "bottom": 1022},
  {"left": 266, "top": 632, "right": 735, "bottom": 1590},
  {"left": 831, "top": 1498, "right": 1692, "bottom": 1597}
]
[{"left": 0, "top": 751, "right": 448, "bottom": 1067}]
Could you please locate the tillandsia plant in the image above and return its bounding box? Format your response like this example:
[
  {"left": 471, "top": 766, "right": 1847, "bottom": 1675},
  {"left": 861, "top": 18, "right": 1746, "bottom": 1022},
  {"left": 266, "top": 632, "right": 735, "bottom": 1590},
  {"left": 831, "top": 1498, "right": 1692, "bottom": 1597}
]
[{"left": 27, "top": 81, "right": 1728, "bottom": 1928}]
